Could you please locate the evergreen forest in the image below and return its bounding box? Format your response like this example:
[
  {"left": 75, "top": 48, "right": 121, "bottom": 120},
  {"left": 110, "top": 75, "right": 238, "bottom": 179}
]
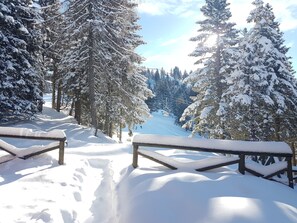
[{"left": 1, "top": 0, "right": 297, "bottom": 144}]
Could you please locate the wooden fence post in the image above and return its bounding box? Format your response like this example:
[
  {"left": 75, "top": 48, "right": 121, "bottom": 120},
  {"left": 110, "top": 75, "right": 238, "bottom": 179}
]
[
  {"left": 58, "top": 140, "right": 65, "bottom": 165},
  {"left": 287, "top": 157, "right": 294, "bottom": 188},
  {"left": 239, "top": 154, "right": 245, "bottom": 174},
  {"left": 291, "top": 141, "right": 296, "bottom": 166},
  {"left": 132, "top": 144, "right": 138, "bottom": 168}
]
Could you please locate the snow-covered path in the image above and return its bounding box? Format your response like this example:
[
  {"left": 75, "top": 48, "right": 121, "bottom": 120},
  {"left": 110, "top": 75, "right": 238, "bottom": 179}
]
[
  {"left": 0, "top": 100, "right": 126, "bottom": 222},
  {"left": 0, "top": 101, "right": 297, "bottom": 223}
]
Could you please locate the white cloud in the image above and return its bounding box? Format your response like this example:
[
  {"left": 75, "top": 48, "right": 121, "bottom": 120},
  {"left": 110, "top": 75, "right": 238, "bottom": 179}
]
[
  {"left": 272, "top": 2, "right": 297, "bottom": 31},
  {"left": 137, "top": 0, "right": 203, "bottom": 17},
  {"left": 137, "top": 0, "right": 297, "bottom": 72},
  {"left": 160, "top": 36, "right": 184, "bottom": 47},
  {"left": 139, "top": 34, "right": 197, "bottom": 71},
  {"left": 137, "top": 2, "right": 169, "bottom": 16},
  {"left": 228, "top": 0, "right": 297, "bottom": 31},
  {"left": 138, "top": 0, "right": 297, "bottom": 31},
  {"left": 143, "top": 50, "right": 197, "bottom": 72}
]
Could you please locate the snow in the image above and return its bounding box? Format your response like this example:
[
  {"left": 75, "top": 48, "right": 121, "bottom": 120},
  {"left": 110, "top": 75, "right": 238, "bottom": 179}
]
[
  {"left": 0, "top": 154, "right": 15, "bottom": 163},
  {"left": 130, "top": 110, "right": 193, "bottom": 136},
  {"left": 0, "top": 139, "right": 60, "bottom": 159},
  {"left": 245, "top": 160, "right": 287, "bottom": 177},
  {"left": 18, "top": 25, "right": 29, "bottom": 34},
  {"left": 200, "top": 106, "right": 213, "bottom": 119},
  {"left": 232, "top": 94, "right": 252, "bottom": 105},
  {"left": 16, "top": 141, "right": 60, "bottom": 158},
  {"left": 0, "top": 97, "right": 297, "bottom": 223},
  {"left": 0, "top": 139, "right": 19, "bottom": 155},
  {"left": 138, "top": 149, "right": 181, "bottom": 168},
  {"left": 138, "top": 149, "right": 240, "bottom": 170},
  {"left": 133, "top": 134, "right": 292, "bottom": 154},
  {"left": 4, "top": 15, "right": 14, "bottom": 23},
  {"left": 0, "top": 127, "right": 66, "bottom": 139}
]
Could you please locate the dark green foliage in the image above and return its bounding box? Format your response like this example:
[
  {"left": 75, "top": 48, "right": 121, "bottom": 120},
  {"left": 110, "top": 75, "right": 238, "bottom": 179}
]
[
  {"left": 182, "top": 0, "right": 239, "bottom": 138},
  {"left": 224, "top": 0, "right": 297, "bottom": 141},
  {"left": 144, "top": 67, "right": 193, "bottom": 126},
  {"left": 0, "top": 0, "right": 42, "bottom": 122}
]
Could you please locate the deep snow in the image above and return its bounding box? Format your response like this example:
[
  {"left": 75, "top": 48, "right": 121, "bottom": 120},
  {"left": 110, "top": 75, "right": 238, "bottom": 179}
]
[{"left": 0, "top": 97, "right": 297, "bottom": 223}]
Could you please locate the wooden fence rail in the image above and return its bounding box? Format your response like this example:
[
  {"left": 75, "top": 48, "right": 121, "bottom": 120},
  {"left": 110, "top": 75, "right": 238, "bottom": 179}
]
[
  {"left": 0, "top": 127, "right": 66, "bottom": 165},
  {"left": 132, "top": 134, "right": 294, "bottom": 188}
]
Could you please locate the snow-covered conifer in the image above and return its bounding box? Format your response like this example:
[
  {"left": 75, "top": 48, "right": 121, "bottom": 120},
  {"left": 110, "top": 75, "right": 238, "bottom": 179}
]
[
  {"left": 94, "top": 0, "right": 152, "bottom": 137},
  {"left": 39, "top": 0, "right": 63, "bottom": 110},
  {"left": 224, "top": 0, "right": 297, "bottom": 141},
  {"left": 0, "top": 0, "right": 42, "bottom": 122},
  {"left": 181, "top": 0, "right": 239, "bottom": 138},
  {"left": 60, "top": 0, "right": 151, "bottom": 136}
]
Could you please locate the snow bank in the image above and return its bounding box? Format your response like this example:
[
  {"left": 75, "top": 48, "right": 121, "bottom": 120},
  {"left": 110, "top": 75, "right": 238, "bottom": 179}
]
[{"left": 117, "top": 168, "right": 297, "bottom": 223}]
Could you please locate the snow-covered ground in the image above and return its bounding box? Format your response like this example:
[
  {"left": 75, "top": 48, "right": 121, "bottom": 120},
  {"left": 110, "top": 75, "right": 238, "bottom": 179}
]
[{"left": 0, "top": 97, "right": 297, "bottom": 223}]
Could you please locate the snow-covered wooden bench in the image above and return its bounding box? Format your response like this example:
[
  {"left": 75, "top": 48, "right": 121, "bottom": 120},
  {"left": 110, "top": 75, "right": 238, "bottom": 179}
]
[
  {"left": 132, "top": 134, "right": 294, "bottom": 188},
  {"left": 0, "top": 127, "right": 66, "bottom": 165}
]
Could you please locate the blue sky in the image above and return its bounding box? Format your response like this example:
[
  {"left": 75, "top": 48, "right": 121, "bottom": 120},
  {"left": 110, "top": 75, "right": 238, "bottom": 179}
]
[{"left": 135, "top": 0, "right": 297, "bottom": 73}]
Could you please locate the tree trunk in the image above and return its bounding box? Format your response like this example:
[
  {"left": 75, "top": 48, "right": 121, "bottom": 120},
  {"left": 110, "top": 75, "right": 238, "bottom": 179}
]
[
  {"left": 74, "top": 93, "right": 81, "bottom": 125},
  {"left": 56, "top": 79, "right": 62, "bottom": 112},
  {"left": 119, "top": 121, "right": 122, "bottom": 143},
  {"left": 108, "top": 122, "right": 113, "bottom": 138},
  {"left": 275, "top": 115, "right": 281, "bottom": 141},
  {"left": 52, "top": 63, "right": 57, "bottom": 109},
  {"left": 215, "top": 37, "right": 224, "bottom": 138},
  {"left": 87, "top": 6, "right": 97, "bottom": 135},
  {"left": 69, "top": 97, "right": 75, "bottom": 116},
  {"left": 215, "top": 41, "right": 222, "bottom": 99},
  {"left": 119, "top": 110, "right": 123, "bottom": 142},
  {"left": 292, "top": 142, "right": 296, "bottom": 166},
  {"left": 104, "top": 110, "right": 110, "bottom": 135}
]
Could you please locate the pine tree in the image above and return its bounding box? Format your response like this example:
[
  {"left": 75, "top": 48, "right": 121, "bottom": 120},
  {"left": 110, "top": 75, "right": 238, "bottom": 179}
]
[
  {"left": 0, "top": 0, "right": 42, "bottom": 122},
  {"left": 171, "top": 66, "right": 182, "bottom": 80},
  {"left": 172, "top": 82, "right": 194, "bottom": 126},
  {"left": 145, "top": 69, "right": 158, "bottom": 112},
  {"left": 144, "top": 67, "right": 193, "bottom": 126},
  {"left": 110, "top": 1, "right": 152, "bottom": 137},
  {"left": 224, "top": 0, "right": 297, "bottom": 141},
  {"left": 181, "top": 0, "right": 239, "bottom": 138},
  {"left": 60, "top": 0, "right": 151, "bottom": 136},
  {"left": 223, "top": 29, "right": 269, "bottom": 140},
  {"left": 119, "top": 67, "right": 152, "bottom": 138},
  {"left": 254, "top": 2, "right": 297, "bottom": 141},
  {"left": 60, "top": 0, "right": 116, "bottom": 131},
  {"left": 39, "top": 0, "right": 64, "bottom": 111}
]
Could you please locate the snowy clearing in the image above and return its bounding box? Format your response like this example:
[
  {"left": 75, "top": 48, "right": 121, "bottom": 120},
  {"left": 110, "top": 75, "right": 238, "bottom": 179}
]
[{"left": 0, "top": 100, "right": 297, "bottom": 223}]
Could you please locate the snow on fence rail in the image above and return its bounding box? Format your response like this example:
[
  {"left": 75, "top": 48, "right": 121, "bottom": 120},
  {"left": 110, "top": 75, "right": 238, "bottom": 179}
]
[
  {"left": 0, "top": 127, "right": 66, "bottom": 165},
  {"left": 132, "top": 134, "right": 294, "bottom": 188}
]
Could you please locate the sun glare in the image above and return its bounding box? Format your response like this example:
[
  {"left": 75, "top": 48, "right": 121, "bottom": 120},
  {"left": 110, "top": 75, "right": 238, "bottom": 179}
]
[
  {"left": 205, "top": 34, "right": 218, "bottom": 47},
  {"left": 208, "top": 197, "right": 262, "bottom": 222}
]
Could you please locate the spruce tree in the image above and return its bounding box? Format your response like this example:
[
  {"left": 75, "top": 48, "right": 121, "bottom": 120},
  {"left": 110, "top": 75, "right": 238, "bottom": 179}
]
[
  {"left": 60, "top": 0, "right": 151, "bottom": 136},
  {"left": 111, "top": 1, "right": 152, "bottom": 137},
  {"left": 60, "top": 0, "right": 116, "bottom": 131},
  {"left": 0, "top": 0, "right": 42, "bottom": 122},
  {"left": 224, "top": 0, "right": 297, "bottom": 141},
  {"left": 181, "top": 0, "right": 239, "bottom": 138},
  {"left": 223, "top": 29, "right": 268, "bottom": 140},
  {"left": 253, "top": 2, "right": 297, "bottom": 141},
  {"left": 144, "top": 67, "right": 193, "bottom": 126},
  {"left": 39, "top": 0, "right": 64, "bottom": 111}
]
